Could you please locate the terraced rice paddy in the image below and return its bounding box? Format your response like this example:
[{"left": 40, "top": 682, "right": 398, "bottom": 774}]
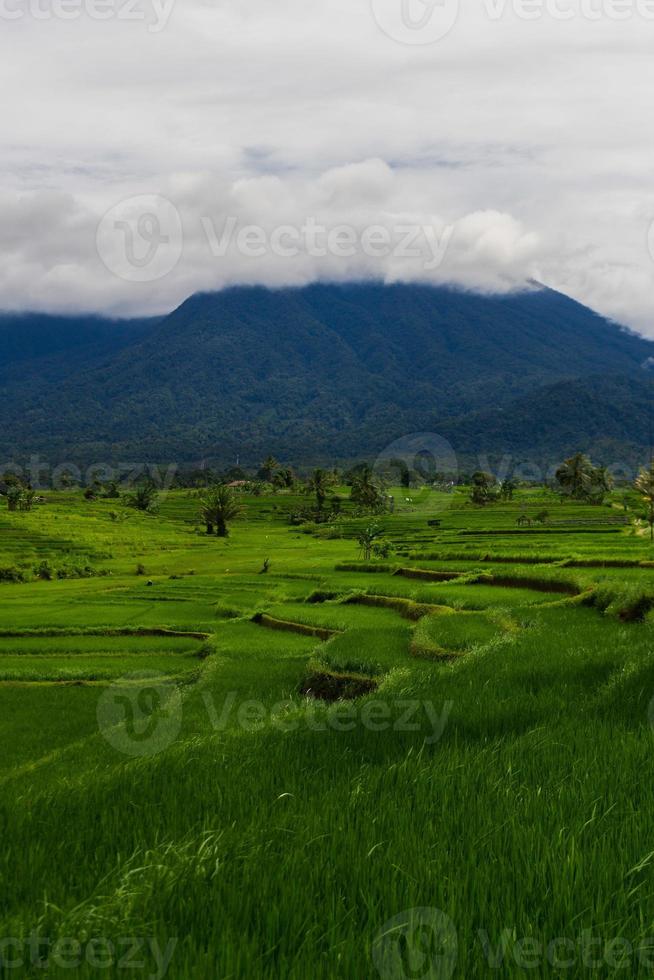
[{"left": 3, "top": 485, "right": 654, "bottom": 977}]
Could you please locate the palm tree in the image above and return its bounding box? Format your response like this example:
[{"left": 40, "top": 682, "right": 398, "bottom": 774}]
[
  {"left": 273, "top": 467, "right": 294, "bottom": 489},
  {"left": 499, "top": 479, "right": 516, "bottom": 501},
  {"left": 259, "top": 456, "right": 278, "bottom": 482},
  {"left": 555, "top": 454, "right": 594, "bottom": 500},
  {"left": 635, "top": 464, "right": 654, "bottom": 542},
  {"left": 350, "top": 465, "right": 385, "bottom": 511},
  {"left": 199, "top": 485, "right": 244, "bottom": 537},
  {"left": 305, "top": 468, "right": 333, "bottom": 512},
  {"left": 589, "top": 465, "right": 613, "bottom": 504},
  {"left": 127, "top": 479, "right": 158, "bottom": 513},
  {"left": 470, "top": 471, "right": 496, "bottom": 506}
]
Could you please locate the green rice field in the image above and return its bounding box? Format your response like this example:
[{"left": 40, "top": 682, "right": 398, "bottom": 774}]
[{"left": 3, "top": 485, "right": 654, "bottom": 977}]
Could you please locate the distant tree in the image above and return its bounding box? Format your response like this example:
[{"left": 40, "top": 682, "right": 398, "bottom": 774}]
[
  {"left": 126, "top": 480, "right": 159, "bottom": 513},
  {"left": 250, "top": 481, "right": 270, "bottom": 497},
  {"left": 305, "top": 468, "right": 334, "bottom": 512},
  {"left": 555, "top": 454, "right": 612, "bottom": 504},
  {"left": 470, "top": 471, "right": 496, "bottom": 506},
  {"left": 372, "top": 538, "right": 394, "bottom": 559},
  {"left": 199, "top": 485, "right": 244, "bottom": 537},
  {"left": 223, "top": 466, "right": 248, "bottom": 483},
  {"left": 58, "top": 471, "right": 77, "bottom": 489},
  {"left": 6, "top": 486, "right": 22, "bottom": 512},
  {"left": 555, "top": 453, "right": 591, "bottom": 499},
  {"left": 350, "top": 465, "right": 386, "bottom": 512},
  {"left": 385, "top": 457, "right": 411, "bottom": 488},
  {"left": 635, "top": 463, "right": 654, "bottom": 542},
  {"left": 273, "top": 467, "right": 294, "bottom": 489},
  {"left": 499, "top": 479, "right": 517, "bottom": 501},
  {"left": 18, "top": 489, "right": 35, "bottom": 512},
  {"left": 588, "top": 466, "right": 613, "bottom": 505},
  {"left": 357, "top": 523, "right": 383, "bottom": 561},
  {"left": 258, "top": 456, "right": 278, "bottom": 482}
]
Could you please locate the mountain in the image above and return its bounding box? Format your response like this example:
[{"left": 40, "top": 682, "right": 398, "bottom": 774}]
[
  {"left": 0, "top": 312, "right": 158, "bottom": 371},
  {"left": 441, "top": 374, "right": 654, "bottom": 472},
  {"left": 1, "top": 282, "right": 653, "bottom": 469}
]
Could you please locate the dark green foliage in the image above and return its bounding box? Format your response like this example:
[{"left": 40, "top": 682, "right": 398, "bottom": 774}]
[
  {"left": 3, "top": 284, "right": 654, "bottom": 465},
  {"left": 555, "top": 453, "right": 613, "bottom": 504},
  {"left": 198, "top": 485, "right": 244, "bottom": 536},
  {"left": 126, "top": 479, "right": 159, "bottom": 513},
  {"left": 470, "top": 470, "right": 497, "bottom": 505}
]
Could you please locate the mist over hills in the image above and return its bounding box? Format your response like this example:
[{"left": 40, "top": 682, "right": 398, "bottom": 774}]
[{"left": 1, "top": 283, "right": 653, "bottom": 472}]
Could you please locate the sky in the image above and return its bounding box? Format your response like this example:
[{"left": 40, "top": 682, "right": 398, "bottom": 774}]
[{"left": 3, "top": 0, "right": 654, "bottom": 333}]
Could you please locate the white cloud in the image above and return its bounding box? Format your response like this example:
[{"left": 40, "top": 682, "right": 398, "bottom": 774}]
[{"left": 1, "top": 0, "right": 654, "bottom": 331}]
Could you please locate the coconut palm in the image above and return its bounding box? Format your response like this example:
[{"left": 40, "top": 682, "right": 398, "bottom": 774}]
[
  {"left": 305, "top": 468, "right": 333, "bottom": 512},
  {"left": 589, "top": 465, "right": 613, "bottom": 504},
  {"left": 350, "top": 465, "right": 385, "bottom": 512},
  {"left": 555, "top": 454, "right": 594, "bottom": 500},
  {"left": 470, "top": 471, "right": 496, "bottom": 506},
  {"left": 199, "top": 485, "right": 244, "bottom": 537},
  {"left": 259, "top": 456, "right": 279, "bottom": 482},
  {"left": 126, "top": 479, "right": 159, "bottom": 513}
]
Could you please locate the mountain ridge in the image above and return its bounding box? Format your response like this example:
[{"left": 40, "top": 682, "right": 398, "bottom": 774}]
[{"left": 1, "top": 282, "right": 652, "bottom": 469}]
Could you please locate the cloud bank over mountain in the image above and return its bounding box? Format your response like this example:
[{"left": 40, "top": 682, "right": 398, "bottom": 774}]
[{"left": 3, "top": 0, "right": 654, "bottom": 331}]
